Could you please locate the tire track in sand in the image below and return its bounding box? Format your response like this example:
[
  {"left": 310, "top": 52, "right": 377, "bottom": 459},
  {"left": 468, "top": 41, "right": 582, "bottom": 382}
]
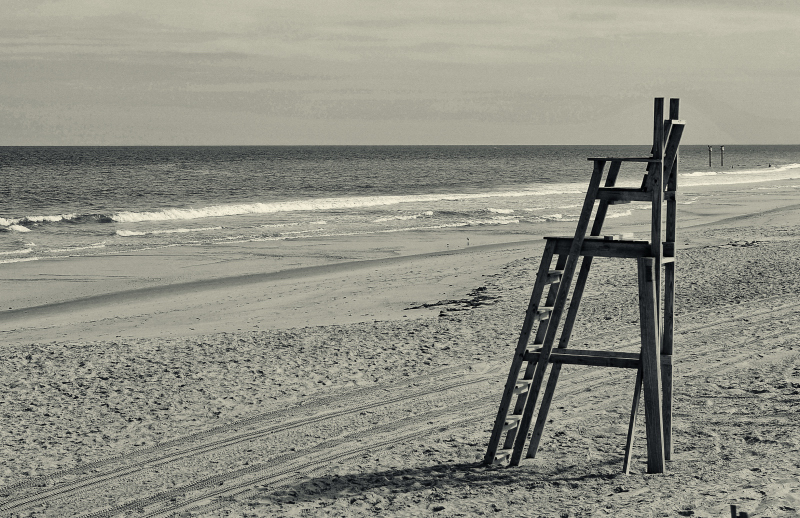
[{"left": 1, "top": 365, "right": 499, "bottom": 516}]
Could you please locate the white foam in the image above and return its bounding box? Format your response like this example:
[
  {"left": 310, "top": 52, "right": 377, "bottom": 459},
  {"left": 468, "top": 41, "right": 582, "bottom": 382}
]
[
  {"left": 540, "top": 213, "right": 580, "bottom": 222},
  {"left": 487, "top": 208, "right": 514, "bottom": 214},
  {"left": 46, "top": 243, "right": 107, "bottom": 253},
  {"left": 0, "top": 214, "right": 77, "bottom": 226},
  {"left": 457, "top": 216, "right": 520, "bottom": 226},
  {"left": 260, "top": 223, "right": 292, "bottom": 229},
  {"left": 116, "top": 226, "right": 223, "bottom": 237},
  {"left": 25, "top": 213, "right": 78, "bottom": 223},
  {"left": 372, "top": 212, "right": 430, "bottom": 223},
  {"left": 218, "top": 215, "right": 524, "bottom": 246},
  {"left": 524, "top": 204, "right": 580, "bottom": 212},
  {"left": 488, "top": 216, "right": 519, "bottom": 225},
  {"left": 110, "top": 187, "right": 585, "bottom": 224},
  {"left": 9, "top": 225, "right": 31, "bottom": 232},
  {"left": 0, "top": 248, "right": 33, "bottom": 256}
]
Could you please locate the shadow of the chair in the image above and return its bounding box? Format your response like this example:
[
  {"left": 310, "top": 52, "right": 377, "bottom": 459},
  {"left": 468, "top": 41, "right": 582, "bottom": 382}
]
[{"left": 255, "top": 458, "right": 621, "bottom": 506}]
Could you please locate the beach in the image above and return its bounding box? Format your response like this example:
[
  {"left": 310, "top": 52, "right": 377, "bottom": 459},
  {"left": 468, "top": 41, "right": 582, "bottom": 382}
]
[{"left": 3, "top": 178, "right": 800, "bottom": 517}]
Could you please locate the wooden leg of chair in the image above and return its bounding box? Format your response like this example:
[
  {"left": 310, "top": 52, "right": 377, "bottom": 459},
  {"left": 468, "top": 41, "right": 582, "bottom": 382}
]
[
  {"left": 623, "top": 368, "right": 643, "bottom": 474},
  {"left": 662, "top": 361, "right": 673, "bottom": 460},
  {"left": 639, "top": 257, "right": 665, "bottom": 474}
]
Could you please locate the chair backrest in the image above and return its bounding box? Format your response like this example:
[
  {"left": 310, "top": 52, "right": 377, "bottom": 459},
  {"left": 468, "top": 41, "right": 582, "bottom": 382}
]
[{"left": 644, "top": 98, "right": 685, "bottom": 189}]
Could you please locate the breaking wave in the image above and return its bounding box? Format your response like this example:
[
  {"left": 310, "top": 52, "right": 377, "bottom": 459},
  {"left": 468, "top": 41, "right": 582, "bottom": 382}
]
[{"left": 109, "top": 188, "right": 582, "bottom": 224}]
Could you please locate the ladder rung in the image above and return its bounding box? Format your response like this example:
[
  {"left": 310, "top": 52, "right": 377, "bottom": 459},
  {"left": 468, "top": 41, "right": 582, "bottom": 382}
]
[
  {"left": 596, "top": 187, "right": 651, "bottom": 203},
  {"left": 513, "top": 379, "right": 531, "bottom": 395},
  {"left": 534, "top": 307, "right": 553, "bottom": 321},
  {"left": 546, "top": 270, "right": 563, "bottom": 284},
  {"left": 493, "top": 449, "right": 513, "bottom": 464},
  {"left": 502, "top": 415, "right": 522, "bottom": 432}
]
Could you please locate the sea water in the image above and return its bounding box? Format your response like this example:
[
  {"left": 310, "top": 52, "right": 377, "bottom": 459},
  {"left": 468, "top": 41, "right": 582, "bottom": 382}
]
[{"left": 2, "top": 145, "right": 799, "bottom": 263}]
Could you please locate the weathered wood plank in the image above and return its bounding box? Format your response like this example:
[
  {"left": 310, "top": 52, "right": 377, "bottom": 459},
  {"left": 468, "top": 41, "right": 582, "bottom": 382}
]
[
  {"left": 545, "top": 270, "right": 563, "bottom": 284},
  {"left": 529, "top": 347, "right": 633, "bottom": 359},
  {"left": 513, "top": 379, "right": 531, "bottom": 395},
  {"left": 523, "top": 349, "right": 671, "bottom": 369},
  {"left": 526, "top": 352, "right": 640, "bottom": 369},
  {"left": 638, "top": 257, "right": 665, "bottom": 474},
  {"left": 623, "top": 368, "right": 643, "bottom": 475},
  {"left": 663, "top": 123, "right": 685, "bottom": 183},
  {"left": 596, "top": 187, "right": 651, "bottom": 203},
  {"left": 662, "top": 97, "right": 680, "bottom": 461},
  {"left": 503, "top": 415, "right": 522, "bottom": 432},
  {"left": 587, "top": 157, "right": 660, "bottom": 163},
  {"left": 661, "top": 360, "right": 674, "bottom": 460},
  {"left": 546, "top": 236, "right": 652, "bottom": 258}
]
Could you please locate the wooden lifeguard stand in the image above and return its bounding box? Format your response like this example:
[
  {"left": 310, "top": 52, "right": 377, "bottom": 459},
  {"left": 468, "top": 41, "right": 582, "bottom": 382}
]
[{"left": 484, "top": 98, "right": 685, "bottom": 474}]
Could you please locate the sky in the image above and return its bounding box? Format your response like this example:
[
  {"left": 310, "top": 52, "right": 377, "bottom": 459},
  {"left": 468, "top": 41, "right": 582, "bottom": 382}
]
[{"left": 1, "top": 1, "right": 798, "bottom": 145}]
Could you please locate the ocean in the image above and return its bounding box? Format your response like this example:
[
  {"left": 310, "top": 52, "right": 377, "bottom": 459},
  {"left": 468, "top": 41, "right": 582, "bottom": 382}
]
[{"left": 2, "top": 145, "right": 799, "bottom": 263}]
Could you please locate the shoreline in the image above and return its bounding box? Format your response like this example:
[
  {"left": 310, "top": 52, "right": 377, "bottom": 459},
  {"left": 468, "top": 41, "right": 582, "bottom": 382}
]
[
  {"left": 3, "top": 178, "right": 800, "bottom": 344},
  {"left": 0, "top": 180, "right": 800, "bottom": 342}
]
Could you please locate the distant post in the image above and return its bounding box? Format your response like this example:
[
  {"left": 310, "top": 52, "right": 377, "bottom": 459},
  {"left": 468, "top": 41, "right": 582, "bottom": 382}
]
[
  {"left": 721, "top": 146, "right": 725, "bottom": 167},
  {"left": 708, "top": 145, "right": 712, "bottom": 167}
]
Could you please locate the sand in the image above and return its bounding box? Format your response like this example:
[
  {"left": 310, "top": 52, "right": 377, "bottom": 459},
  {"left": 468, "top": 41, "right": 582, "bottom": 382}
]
[{"left": 2, "top": 180, "right": 800, "bottom": 517}]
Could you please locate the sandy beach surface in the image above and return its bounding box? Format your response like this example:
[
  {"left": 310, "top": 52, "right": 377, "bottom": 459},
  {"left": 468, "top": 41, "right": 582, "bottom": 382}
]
[{"left": 3, "top": 180, "right": 800, "bottom": 517}]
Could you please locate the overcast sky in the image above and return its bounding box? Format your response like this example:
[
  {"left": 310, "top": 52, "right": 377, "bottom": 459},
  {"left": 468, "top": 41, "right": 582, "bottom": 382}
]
[{"left": 2, "top": 1, "right": 798, "bottom": 145}]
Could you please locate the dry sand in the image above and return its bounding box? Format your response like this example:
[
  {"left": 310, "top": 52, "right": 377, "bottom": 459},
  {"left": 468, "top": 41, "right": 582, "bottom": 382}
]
[{"left": 2, "top": 181, "right": 800, "bottom": 517}]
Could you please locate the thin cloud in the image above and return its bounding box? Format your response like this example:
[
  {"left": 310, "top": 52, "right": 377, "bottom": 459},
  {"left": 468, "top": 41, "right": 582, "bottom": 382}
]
[{"left": 1, "top": 0, "right": 798, "bottom": 144}]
